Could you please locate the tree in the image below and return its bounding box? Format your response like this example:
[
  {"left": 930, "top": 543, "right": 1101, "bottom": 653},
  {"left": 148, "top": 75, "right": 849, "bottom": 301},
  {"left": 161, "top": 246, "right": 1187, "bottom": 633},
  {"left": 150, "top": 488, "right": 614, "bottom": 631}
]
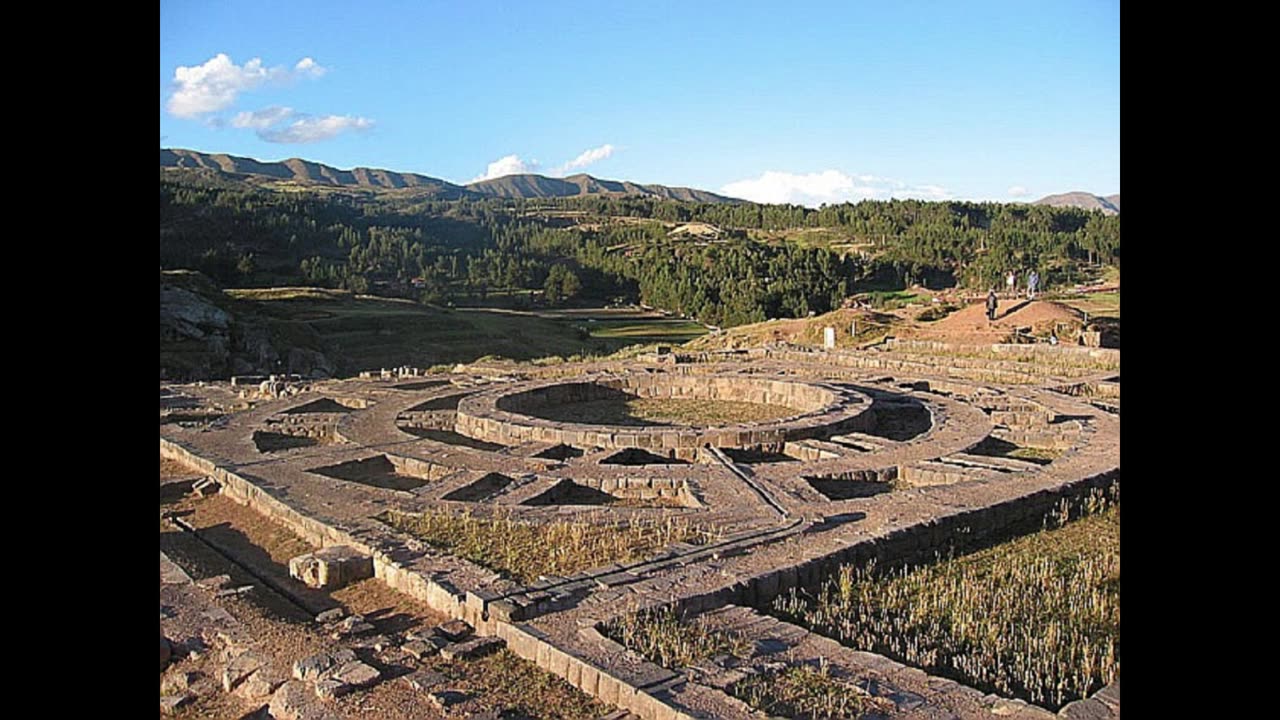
[{"left": 543, "top": 264, "right": 581, "bottom": 305}]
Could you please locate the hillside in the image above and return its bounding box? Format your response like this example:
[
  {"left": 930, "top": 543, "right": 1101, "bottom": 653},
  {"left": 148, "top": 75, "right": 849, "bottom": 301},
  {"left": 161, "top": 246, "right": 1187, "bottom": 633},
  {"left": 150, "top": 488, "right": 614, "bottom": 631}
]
[
  {"left": 161, "top": 148, "right": 469, "bottom": 197},
  {"left": 1033, "top": 192, "right": 1120, "bottom": 215},
  {"left": 160, "top": 270, "right": 635, "bottom": 380},
  {"left": 465, "top": 173, "right": 740, "bottom": 203},
  {"left": 161, "top": 148, "right": 739, "bottom": 203}
]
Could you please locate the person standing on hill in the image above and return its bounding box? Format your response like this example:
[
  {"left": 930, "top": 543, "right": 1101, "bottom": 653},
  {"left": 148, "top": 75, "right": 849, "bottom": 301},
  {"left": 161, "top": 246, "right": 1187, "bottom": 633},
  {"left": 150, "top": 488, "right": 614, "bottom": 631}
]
[
  {"left": 987, "top": 288, "right": 998, "bottom": 322},
  {"left": 1006, "top": 270, "right": 1016, "bottom": 297},
  {"left": 1028, "top": 270, "right": 1040, "bottom": 300}
]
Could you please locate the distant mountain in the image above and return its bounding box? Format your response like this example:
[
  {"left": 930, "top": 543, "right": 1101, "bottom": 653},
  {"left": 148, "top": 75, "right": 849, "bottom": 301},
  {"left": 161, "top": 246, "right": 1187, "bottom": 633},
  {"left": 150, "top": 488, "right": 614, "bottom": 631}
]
[
  {"left": 465, "top": 173, "right": 739, "bottom": 203},
  {"left": 161, "top": 148, "right": 469, "bottom": 197},
  {"left": 161, "top": 148, "right": 741, "bottom": 203},
  {"left": 1032, "top": 191, "right": 1120, "bottom": 215}
]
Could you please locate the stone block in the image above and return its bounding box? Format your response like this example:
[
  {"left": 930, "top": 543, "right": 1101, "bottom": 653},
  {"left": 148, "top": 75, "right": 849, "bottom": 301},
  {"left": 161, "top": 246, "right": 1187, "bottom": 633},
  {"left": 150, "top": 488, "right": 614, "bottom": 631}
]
[
  {"left": 289, "top": 546, "right": 373, "bottom": 590},
  {"left": 313, "top": 677, "right": 348, "bottom": 700},
  {"left": 402, "top": 639, "right": 439, "bottom": 660},
  {"left": 436, "top": 619, "right": 473, "bottom": 642},
  {"left": 235, "top": 667, "right": 285, "bottom": 700},
  {"left": 440, "top": 636, "right": 505, "bottom": 661},
  {"left": 222, "top": 650, "right": 266, "bottom": 692},
  {"left": 314, "top": 607, "right": 345, "bottom": 624},
  {"left": 330, "top": 660, "right": 381, "bottom": 689},
  {"left": 402, "top": 669, "right": 447, "bottom": 692}
]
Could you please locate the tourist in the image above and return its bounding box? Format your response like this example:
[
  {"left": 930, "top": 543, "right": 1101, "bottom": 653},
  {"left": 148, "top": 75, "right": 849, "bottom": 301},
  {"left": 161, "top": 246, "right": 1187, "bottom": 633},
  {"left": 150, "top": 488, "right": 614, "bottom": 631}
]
[
  {"left": 1027, "top": 270, "right": 1039, "bottom": 300},
  {"left": 1006, "top": 270, "right": 1016, "bottom": 298},
  {"left": 986, "top": 288, "right": 998, "bottom": 322}
]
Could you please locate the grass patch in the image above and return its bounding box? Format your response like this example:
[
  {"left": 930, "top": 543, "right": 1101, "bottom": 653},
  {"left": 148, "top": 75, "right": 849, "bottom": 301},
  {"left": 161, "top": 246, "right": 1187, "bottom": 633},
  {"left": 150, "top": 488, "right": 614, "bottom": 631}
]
[
  {"left": 733, "top": 663, "right": 886, "bottom": 720},
  {"left": 1007, "top": 446, "right": 1063, "bottom": 462},
  {"left": 465, "top": 650, "right": 613, "bottom": 719},
  {"left": 772, "top": 487, "right": 1119, "bottom": 710},
  {"left": 969, "top": 436, "right": 1062, "bottom": 465},
  {"left": 1054, "top": 289, "right": 1120, "bottom": 320},
  {"left": 531, "top": 397, "right": 797, "bottom": 427},
  {"left": 603, "top": 607, "right": 751, "bottom": 669},
  {"left": 586, "top": 319, "right": 707, "bottom": 342},
  {"left": 862, "top": 290, "right": 922, "bottom": 310},
  {"left": 382, "top": 510, "right": 719, "bottom": 583},
  {"left": 604, "top": 610, "right": 885, "bottom": 719}
]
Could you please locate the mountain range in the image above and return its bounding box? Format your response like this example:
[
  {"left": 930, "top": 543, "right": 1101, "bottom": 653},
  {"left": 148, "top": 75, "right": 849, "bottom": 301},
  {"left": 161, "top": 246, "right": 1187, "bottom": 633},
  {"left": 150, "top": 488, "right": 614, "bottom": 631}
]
[
  {"left": 163, "top": 149, "right": 1119, "bottom": 211},
  {"left": 161, "top": 148, "right": 740, "bottom": 203},
  {"left": 1032, "top": 191, "right": 1120, "bottom": 215}
]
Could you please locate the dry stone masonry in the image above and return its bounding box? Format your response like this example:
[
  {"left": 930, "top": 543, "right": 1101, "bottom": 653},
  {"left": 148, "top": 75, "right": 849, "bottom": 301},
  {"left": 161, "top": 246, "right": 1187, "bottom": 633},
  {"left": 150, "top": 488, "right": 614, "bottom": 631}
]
[{"left": 161, "top": 341, "right": 1119, "bottom": 719}]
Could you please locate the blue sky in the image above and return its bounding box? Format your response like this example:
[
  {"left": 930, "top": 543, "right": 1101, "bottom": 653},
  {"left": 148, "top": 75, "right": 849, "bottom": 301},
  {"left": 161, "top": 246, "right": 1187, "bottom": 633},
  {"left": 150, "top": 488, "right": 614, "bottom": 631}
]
[{"left": 160, "top": 1, "right": 1119, "bottom": 205}]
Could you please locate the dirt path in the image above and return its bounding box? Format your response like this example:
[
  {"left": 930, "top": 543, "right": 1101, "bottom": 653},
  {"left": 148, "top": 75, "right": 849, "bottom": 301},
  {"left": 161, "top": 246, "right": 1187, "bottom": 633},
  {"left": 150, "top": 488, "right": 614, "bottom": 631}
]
[{"left": 907, "top": 300, "right": 1085, "bottom": 345}]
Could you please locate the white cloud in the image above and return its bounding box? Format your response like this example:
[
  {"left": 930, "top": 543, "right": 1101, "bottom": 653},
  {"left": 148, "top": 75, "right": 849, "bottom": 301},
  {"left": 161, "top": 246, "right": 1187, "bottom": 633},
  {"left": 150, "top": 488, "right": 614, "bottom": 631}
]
[
  {"left": 554, "top": 144, "right": 616, "bottom": 175},
  {"left": 1007, "top": 185, "right": 1030, "bottom": 198},
  {"left": 721, "top": 170, "right": 952, "bottom": 207},
  {"left": 294, "top": 57, "right": 326, "bottom": 78},
  {"left": 166, "top": 53, "right": 328, "bottom": 119},
  {"left": 470, "top": 155, "right": 540, "bottom": 183},
  {"left": 258, "top": 114, "right": 374, "bottom": 144},
  {"left": 231, "top": 106, "right": 296, "bottom": 130}
]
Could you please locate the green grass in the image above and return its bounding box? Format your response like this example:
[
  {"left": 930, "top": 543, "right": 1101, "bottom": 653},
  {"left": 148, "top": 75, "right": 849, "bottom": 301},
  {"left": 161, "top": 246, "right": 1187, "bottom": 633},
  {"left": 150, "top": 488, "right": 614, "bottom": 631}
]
[
  {"left": 230, "top": 292, "right": 612, "bottom": 374},
  {"left": 587, "top": 319, "right": 707, "bottom": 342},
  {"left": 772, "top": 487, "right": 1119, "bottom": 711},
  {"left": 382, "top": 510, "right": 719, "bottom": 583},
  {"left": 1056, "top": 291, "right": 1120, "bottom": 319},
  {"left": 861, "top": 290, "right": 923, "bottom": 310}
]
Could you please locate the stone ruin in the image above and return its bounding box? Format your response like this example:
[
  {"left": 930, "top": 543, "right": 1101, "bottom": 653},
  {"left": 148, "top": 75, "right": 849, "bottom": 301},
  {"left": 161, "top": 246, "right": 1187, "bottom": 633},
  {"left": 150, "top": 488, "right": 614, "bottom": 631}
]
[{"left": 161, "top": 340, "right": 1120, "bottom": 719}]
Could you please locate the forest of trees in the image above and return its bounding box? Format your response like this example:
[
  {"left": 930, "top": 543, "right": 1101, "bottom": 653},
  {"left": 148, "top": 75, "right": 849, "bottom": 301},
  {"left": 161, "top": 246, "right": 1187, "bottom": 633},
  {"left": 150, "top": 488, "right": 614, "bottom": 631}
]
[{"left": 160, "top": 172, "right": 1120, "bottom": 328}]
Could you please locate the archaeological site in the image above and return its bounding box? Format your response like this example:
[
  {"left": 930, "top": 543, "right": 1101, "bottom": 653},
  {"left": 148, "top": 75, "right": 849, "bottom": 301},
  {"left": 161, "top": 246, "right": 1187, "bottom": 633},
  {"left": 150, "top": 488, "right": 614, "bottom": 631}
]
[{"left": 161, "top": 338, "right": 1119, "bottom": 719}]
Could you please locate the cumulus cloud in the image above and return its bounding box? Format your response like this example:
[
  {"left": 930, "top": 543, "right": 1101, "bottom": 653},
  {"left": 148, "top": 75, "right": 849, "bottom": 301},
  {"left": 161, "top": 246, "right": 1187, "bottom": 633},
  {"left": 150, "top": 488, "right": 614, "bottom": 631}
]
[
  {"left": 231, "top": 106, "right": 296, "bottom": 130},
  {"left": 294, "top": 57, "right": 326, "bottom": 78},
  {"left": 258, "top": 114, "right": 374, "bottom": 144},
  {"left": 554, "top": 144, "right": 616, "bottom": 175},
  {"left": 166, "top": 53, "right": 328, "bottom": 118},
  {"left": 721, "top": 170, "right": 952, "bottom": 207},
  {"left": 1007, "top": 185, "right": 1030, "bottom": 198},
  {"left": 470, "top": 155, "right": 540, "bottom": 183}
]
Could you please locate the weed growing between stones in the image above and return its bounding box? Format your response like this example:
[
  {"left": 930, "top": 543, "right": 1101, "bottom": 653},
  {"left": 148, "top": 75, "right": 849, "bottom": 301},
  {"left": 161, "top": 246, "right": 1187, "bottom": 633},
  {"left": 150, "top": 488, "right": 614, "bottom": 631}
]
[
  {"left": 772, "top": 485, "right": 1119, "bottom": 710},
  {"left": 383, "top": 510, "right": 720, "bottom": 583}
]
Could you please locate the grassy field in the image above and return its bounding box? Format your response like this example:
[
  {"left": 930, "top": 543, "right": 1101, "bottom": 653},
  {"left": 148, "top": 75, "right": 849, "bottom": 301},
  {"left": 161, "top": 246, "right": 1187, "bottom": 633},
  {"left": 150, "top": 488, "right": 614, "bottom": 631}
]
[
  {"left": 382, "top": 510, "right": 719, "bottom": 583},
  {"left": 772, "top": 488, "right": 1119, "bottom": 711},
  {"left": 225, "top": 290, "right": 657, "bottom": 373}
]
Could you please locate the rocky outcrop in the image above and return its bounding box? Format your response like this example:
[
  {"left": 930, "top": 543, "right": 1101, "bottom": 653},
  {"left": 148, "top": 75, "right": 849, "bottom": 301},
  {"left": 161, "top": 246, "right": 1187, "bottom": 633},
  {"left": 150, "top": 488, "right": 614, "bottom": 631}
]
[{"left": 160, "top": 271, "right": 335, "bottom": 381}]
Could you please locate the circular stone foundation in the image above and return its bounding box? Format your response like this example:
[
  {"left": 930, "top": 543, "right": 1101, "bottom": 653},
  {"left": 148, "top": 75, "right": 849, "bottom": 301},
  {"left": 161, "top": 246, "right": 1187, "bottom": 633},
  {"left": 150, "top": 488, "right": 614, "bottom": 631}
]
[{"left": 454, "top": 373, "right": 874, "bottom": 459}]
